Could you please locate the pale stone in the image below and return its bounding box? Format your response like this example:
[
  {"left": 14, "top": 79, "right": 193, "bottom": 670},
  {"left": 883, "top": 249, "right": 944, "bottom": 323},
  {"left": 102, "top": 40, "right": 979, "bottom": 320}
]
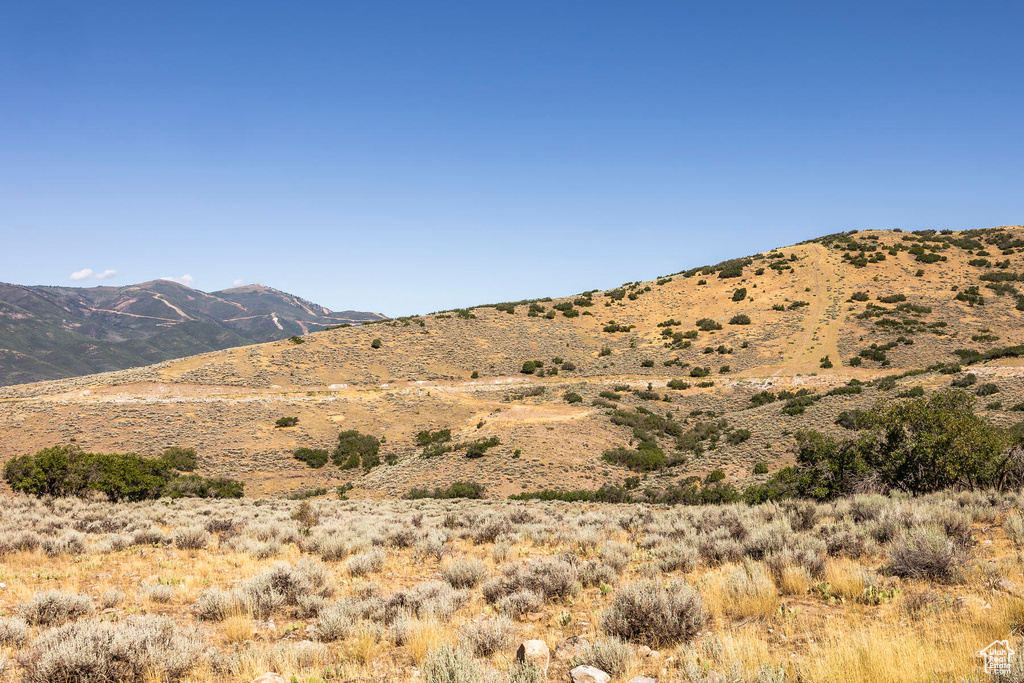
[
  {"left": 251, "top": 674, "right": 287, "bottom": 683},
  {"left": 517, "top": 639, "right": 551, "bottom": 676},
  {"left": 570, "top": 665, "right": 610, "bottom": 683}
]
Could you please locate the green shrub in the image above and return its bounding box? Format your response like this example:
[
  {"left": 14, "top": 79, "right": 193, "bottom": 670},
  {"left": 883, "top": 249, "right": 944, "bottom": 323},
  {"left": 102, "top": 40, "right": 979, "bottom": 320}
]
[
  {"left": 602, "top": 443, "right": 667, "bottom": 472},
  {"left": 288, "top": 487, "right": 327, "bottom": 501},
  {"left": 333, "top": 430, "right": 381, "bottom": 470},
  {"left": 667, "top": 379, "right": 689, "bottom": 390},
  {"left": 293, "top": 448, "right": 329, "bottom": 469},
  {"left": 705, "top": 469, "right": 726, "bottom": 483},
  {"left": 3, "top": 446, "right": 243, "bottom": 502},
  {"left": 781, "top": 395, "right": 817, "bottom": 415},
  {"left": 689, "top": 366, "right": 710, "bottom": 378},
  {"left": 370, "top": 338, "right": 382, "bottom": 349},
  {"left": 564, "top": 392, "right": 583, "bottom": 404},
  {"left": 163, "top": 475, "right": 244, "bottom": 499},
  {"left": 640, "top": 359, "right": 655, "bottom": 368},
  {"left": 461, "top": 437, "right": 500, "bottom": 459},
  {"left": 976, "top": 382, "right": 1000, "bottom": 397},
  {"left": 728, "top": 314, "right": 750, "bottom": 325},
  {"left": 160, "top": 447, "right": 197, "bottom": 472},
  {"left": 819, "top": 356, "right": 833, "bottom": 369},
  {"left": 405, "top": 482, "right": 485, "bottom": 500},
  {"left": 835, "top": 410, "right": 867, "bottom": 430},
  {"left": 753, "top": 462, "right": 769, "bottom": 475},
  {"left": 732, "top": 288, "right": 747, "bottom": 301},
  {"left": 520, "top": 360, "right": 541, "bottom": 374},
  {"left": 416, "top": 429, "right": 452, "bottom": 447},
  {"left": 726, "top": 429, "right": 750, "bottom": 444},
  {"left": 696, "top": 318, "right": 722, "bottom": 331},
  {"left": 850, "top": 291, "right": 869, "bottom": 301},
  {"left": 275, "top": 416, "right": 299, "bottom": 428},
  {"left": 288, "top": 335, "right": 305, "bottom": 344}
]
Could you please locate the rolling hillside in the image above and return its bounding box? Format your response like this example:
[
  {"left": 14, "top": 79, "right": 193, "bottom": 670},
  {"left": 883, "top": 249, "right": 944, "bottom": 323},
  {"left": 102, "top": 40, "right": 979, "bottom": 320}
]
[
  {"left": 0, "top": 280, "right": 385, "bottom": 385},
  {"left": 2, "top": 225, "right": 1024, "bottom": 498}
]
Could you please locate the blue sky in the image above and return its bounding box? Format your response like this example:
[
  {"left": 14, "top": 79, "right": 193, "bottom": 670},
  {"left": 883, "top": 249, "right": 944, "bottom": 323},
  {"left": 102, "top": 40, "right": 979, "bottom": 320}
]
[{"left": 1, "top": 2, "right": 1022, "bottom": 316}]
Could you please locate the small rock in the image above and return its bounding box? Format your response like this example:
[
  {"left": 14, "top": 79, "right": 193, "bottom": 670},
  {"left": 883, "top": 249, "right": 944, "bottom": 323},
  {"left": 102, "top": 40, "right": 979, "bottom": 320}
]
[
  {"left": 570, "top": 666, "right": 610, "bottom": 683},
  {"left": 628, "top": 677, "right": 656, "bottom": 683},
  {"left": 637, "top": 646, "right": 651, "bottom": 657},
  {"left": 998, "top": 579, "right": 1024, "bottom": 597},
  {"left": 555, "top": 636, "right": 590, "bottom": 662},
  {"left": 527, "top": 612, "right": 545, "bottom": 622},
  {"left": 250, "top": 674, "right": 287, "bottom": 683},
  {"left": 518, "top": 640, "right": 551, "bottom": 676}
]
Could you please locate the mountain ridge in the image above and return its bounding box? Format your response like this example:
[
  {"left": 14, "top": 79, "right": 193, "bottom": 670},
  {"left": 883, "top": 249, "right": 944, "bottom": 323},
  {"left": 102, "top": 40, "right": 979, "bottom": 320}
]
[{"left": 0, "top": 279, "right": 385, "bottom": 386}]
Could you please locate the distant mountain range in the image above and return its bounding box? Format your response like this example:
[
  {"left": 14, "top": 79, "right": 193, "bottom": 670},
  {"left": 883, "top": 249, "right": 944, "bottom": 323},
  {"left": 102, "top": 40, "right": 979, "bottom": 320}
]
[{"left": 0, "top": 280, "right": 385, "bottom": 385}]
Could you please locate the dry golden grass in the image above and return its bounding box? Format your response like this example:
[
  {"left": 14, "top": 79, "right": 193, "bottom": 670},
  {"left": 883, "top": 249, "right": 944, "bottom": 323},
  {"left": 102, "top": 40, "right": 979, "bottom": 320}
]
[
  {"left": 222, "top": 611, "right": 255, "bottom": 645},
  {"left": 703, "top": 560, "right": 779, "bottom": 620},
  {"left": 403, "top": 618, "right": 454, "bottom": 666},
  {"left": 779, "top": 564, "right": 812, "bottom": 595},
  {"left": 824, "top": 558, "right": 869, "bottom": 600},
  {"left": 350, "top": 624, "right": 386, "bottom": 665}
]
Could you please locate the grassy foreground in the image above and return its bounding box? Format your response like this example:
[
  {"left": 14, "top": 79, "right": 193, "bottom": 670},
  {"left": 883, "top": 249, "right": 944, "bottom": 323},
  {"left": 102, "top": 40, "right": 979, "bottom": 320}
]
[{"left": 0, "top": 492, "right": 1023, "bottom": 682}]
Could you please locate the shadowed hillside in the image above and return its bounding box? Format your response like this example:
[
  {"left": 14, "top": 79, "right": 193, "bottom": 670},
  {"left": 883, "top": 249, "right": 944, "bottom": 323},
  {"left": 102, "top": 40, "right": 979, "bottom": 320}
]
[{"left": 0, "top": 280, "right": 385, "bottom": 385}]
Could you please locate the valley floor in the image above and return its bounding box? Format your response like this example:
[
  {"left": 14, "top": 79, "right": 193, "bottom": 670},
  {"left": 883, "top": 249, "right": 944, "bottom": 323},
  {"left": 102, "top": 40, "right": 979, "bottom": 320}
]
[{"left": 0, "top": 492, "right": 1022, "bottom": 682}]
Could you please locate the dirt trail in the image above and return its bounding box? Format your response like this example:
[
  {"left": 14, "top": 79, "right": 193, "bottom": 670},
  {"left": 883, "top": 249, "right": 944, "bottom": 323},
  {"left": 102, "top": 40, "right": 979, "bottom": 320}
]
[
  {"left": 765, "top": 243, "right": 840, "bottom": 376},
  {"left": 153, "top": 294, "right": 192, "bottom": 320}
]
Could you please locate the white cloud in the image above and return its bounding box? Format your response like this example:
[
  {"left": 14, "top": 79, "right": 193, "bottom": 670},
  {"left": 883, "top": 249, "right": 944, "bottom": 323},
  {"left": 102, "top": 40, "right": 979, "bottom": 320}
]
[
  {"left": 70, "top": 268, "right": 118, "bottom": 282},
  {"left": 233, "top": 278, "right": 246, "bottom": 286},
  {"left": 161, "top": 274, "right": 195, "bottom": 286}
]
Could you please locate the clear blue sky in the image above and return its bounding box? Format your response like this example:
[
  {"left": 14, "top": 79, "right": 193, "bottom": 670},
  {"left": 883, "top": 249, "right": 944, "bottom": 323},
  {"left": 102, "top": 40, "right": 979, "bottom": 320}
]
[{"left": 1, "top": 2, "right": 1021, "bottom": 316}]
